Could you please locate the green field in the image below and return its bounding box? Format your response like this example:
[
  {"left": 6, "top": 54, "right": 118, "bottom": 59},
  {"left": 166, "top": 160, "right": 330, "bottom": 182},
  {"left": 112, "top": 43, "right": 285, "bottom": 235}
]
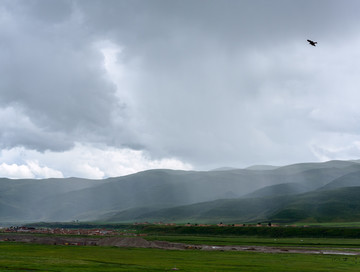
[{"left": 1, "top": 242, "right": 360, "bottom": 271}]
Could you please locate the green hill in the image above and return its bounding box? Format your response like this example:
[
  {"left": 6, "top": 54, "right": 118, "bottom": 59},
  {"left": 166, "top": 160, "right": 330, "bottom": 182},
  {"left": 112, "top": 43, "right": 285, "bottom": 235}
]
[
  {"left": 319, "top": 170, "right": 360, "bottom": 190},
  {"left": 104, "top": 187, "right": 360, "bottom": 224},
  {"left": 270, "top": 187, "right": 360, "bottom": 223},
  {"left": 1, "top": 160, "right": 360, "bottom": 223},
  {"left": 244, "top": 182, "right": 310, "bottom": 198}
]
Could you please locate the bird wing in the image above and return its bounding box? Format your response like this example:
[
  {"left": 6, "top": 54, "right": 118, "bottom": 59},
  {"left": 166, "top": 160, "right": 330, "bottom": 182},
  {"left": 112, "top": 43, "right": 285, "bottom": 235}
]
[{"left": 307, "top": 39, "right": 317, "bottom": 46}]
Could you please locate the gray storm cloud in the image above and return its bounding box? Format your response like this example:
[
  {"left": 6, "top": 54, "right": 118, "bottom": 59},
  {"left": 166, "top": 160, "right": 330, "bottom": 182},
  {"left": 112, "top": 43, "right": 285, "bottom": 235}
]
[
  {"left": 1, "top": 0, "right": 360, "bottom": 174},
  {"left": 0, "top": 0, "right": 134, "bottom": 151}
]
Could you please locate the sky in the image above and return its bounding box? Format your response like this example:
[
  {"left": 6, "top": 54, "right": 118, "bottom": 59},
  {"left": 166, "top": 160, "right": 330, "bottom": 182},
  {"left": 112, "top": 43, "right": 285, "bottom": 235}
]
[{"left": 1, "top": 0, "right": 360, "bottom": 179}]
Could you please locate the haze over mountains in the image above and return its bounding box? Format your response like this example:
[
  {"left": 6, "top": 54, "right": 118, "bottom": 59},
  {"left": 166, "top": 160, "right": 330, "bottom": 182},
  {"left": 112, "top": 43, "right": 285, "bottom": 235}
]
[{"left": 1, "top": 160, "right": 360, "bottom": 224}]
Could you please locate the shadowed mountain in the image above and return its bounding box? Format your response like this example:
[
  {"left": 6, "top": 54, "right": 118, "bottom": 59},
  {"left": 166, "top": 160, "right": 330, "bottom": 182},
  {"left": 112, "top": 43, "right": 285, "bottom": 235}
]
[
  {"left": 270, "top": 187, "right": 360, "bottom": 223},
  {"left": 0, "top": 177, "right": 108, "bottom": 221},
  {"left": 244, "top": 182, "right": 311, "bottom": 198},
  {"left": 106, "top": 187, "right": 360, "bottom": 224},
  {"left": 34, "top": 169, "right": 289, "bottom": 221},
  {"left": 245, "top": 165, "right": 280, "bottom": 171},
  {"left": 243, "top": 165, "right": 360, "bottom": 198},
  {"left": 319, "top": 170, "right": 360, "bottom": 191},
  {"left": 210, "top": 167, "right": 239, "bottom": 171},
  {"left": 1, "top": 160, "right": 360, "bottom": 223},
  {"left": 102, "top": 196, "right": 290, "bottom": 223},
  {"left": 272, "top": 160, "right": 359, "bottom": 175},
  {"left": 39, "top": 161, "right": 360, "bottom": 221}
]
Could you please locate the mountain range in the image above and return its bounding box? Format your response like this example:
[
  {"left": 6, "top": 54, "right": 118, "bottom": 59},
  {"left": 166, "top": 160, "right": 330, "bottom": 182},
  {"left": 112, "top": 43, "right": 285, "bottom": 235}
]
[{"left": 1, "top": 160, "right": 360, "bottom": 224}]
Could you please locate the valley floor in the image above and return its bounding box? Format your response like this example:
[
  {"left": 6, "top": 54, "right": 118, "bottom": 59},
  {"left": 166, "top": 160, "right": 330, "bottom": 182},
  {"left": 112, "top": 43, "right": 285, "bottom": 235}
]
[
  {"left": 1, "top": 241, "right": 360, "bottom": 271},
  {"left": 2, "top": 233, "right": 360, "bottom": 256}
]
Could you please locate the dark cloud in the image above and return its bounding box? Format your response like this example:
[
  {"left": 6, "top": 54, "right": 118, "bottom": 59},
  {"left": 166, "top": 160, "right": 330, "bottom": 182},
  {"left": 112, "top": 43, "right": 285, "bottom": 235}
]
[
  {"left": 0, "top": 0, "right": 135, "bottom": 151},
  {"left": 20, "top": 0, "right": 73, "bottom": 24},
  {"left": 1, "top": 0, "right": 360, "bottom": 172}
]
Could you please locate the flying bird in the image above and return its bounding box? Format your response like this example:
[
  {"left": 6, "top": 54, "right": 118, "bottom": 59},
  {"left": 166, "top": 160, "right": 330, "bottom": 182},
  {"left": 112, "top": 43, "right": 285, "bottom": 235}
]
[{"left": 307, "top": 39, "right": 317, "bottom": 46}]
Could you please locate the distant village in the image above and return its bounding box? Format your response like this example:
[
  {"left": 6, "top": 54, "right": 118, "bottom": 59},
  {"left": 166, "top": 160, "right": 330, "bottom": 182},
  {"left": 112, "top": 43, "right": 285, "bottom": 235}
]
[
  {"left": 1, "top": 226, "right": 145, "bottom": 236},
  {"left": 0, "top": 222, "right": 303, "bottom": 236},
  {"left": 133, "top": 222, "right": 282, "bottom": 227}
]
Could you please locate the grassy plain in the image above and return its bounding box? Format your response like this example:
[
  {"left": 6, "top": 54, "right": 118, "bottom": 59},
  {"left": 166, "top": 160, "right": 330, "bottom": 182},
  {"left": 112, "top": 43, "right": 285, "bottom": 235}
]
[
  {"left": 3, "top": 224, "right": 360, "bottom": 271},
  {"left": 1, "top": 242, "right": 360, "bottom": 272}
]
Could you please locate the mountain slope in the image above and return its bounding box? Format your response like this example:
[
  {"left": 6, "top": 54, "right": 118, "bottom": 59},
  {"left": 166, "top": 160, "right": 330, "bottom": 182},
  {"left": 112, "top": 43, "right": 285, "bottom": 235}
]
[
  {"left": 270, "top": 187, "right": 360, "bottom": 222},
  {"left": 244, "top": 182, "right": 310, "bottom": 198},
  {"left": 245, "top": 165, "right": 279, "bottom": 171},
  {"left": 103, "top": 197, "right": 290, "bottom": 223},
  {"left": 319, "top": 170, "right": 360, "bottom": 191},
  {"left": 1, "top": 160, "right": 360, "bottom": 222},
  {"left": 244, "top": 165, "right": 360, "bottom": 198},
  {"left": 35, "top": 169, "right": 284, "bottom": 221},
  {"left": 40, "top": 162, "right": 360, "bottom": 221},
  {"left": 0, "top": 177, "right": 107, "bottom": 221},
  {"left": 105, "top": 186, "right": 360, "bottom": 224}
]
